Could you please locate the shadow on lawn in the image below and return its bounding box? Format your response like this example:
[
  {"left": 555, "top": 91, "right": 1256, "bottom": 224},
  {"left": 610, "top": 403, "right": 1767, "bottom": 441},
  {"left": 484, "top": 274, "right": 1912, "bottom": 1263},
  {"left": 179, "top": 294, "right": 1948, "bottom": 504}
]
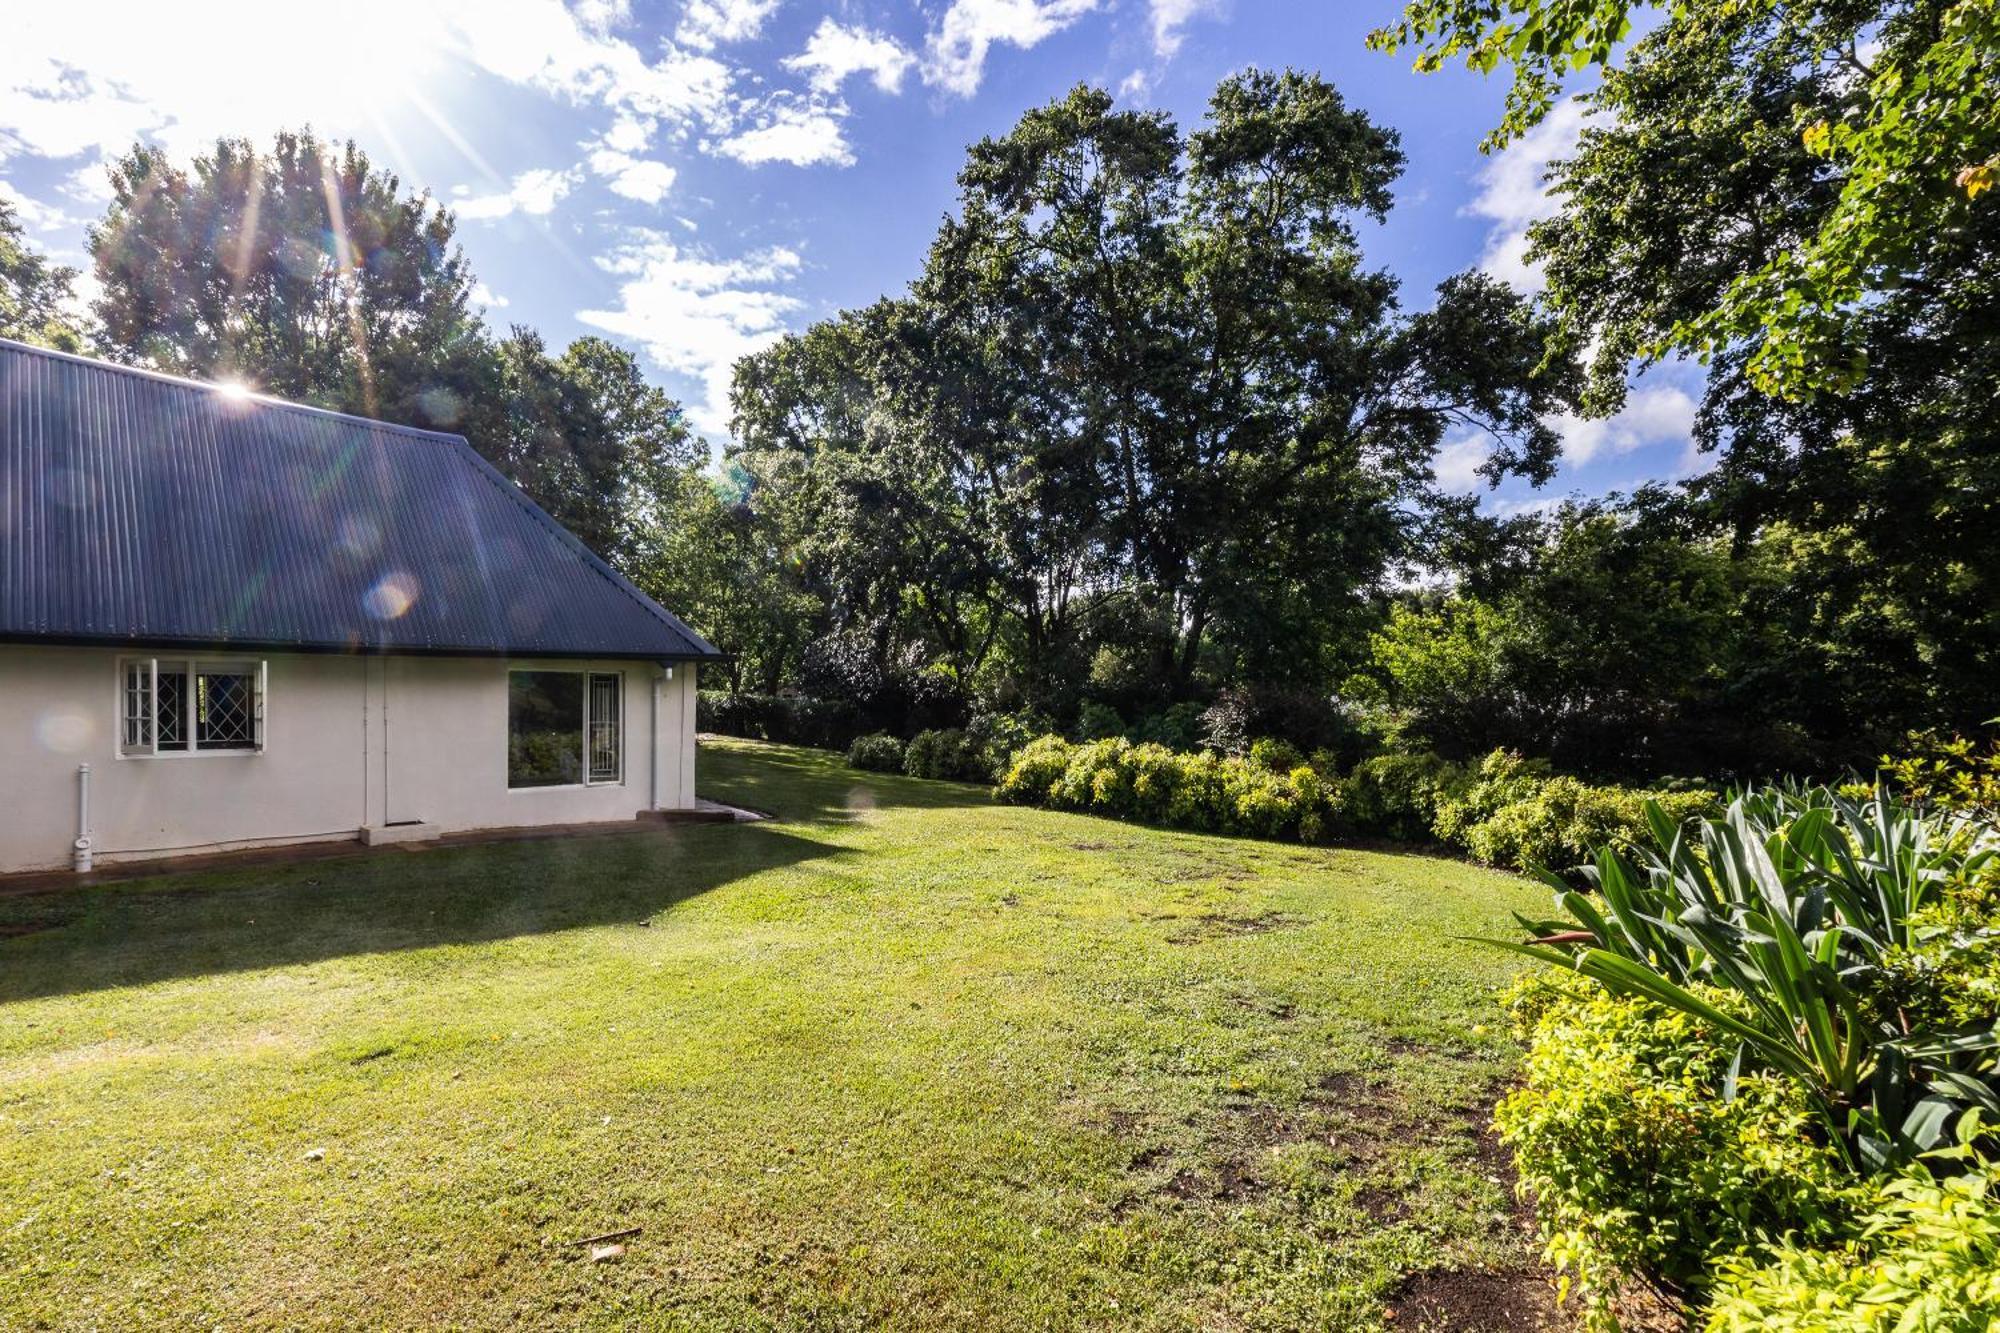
[{"left": 0, "top": 819, "right": 834, "bottom": 1005}]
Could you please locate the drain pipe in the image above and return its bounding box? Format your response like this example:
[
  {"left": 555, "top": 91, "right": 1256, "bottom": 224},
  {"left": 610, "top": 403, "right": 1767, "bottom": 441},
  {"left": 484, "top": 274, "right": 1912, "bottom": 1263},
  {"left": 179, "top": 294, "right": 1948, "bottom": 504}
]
[{"left": 74, "top": 762, "right": 93, "bottom": 873}]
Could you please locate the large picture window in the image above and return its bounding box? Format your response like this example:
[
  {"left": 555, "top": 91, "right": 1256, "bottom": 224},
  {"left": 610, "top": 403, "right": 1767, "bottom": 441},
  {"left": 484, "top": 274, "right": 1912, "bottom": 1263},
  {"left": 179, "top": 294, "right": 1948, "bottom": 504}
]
[
  {"left": 119, "top": 658, "right": 266, "bottom": 756},
  {"left": 508, "top": 669, "right": 622, "bottom": 789}
]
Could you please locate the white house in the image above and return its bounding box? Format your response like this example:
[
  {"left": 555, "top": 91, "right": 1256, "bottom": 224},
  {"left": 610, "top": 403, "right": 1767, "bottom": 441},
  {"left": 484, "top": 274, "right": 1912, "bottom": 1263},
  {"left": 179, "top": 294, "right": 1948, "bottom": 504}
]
[{"left": 0, "top": 338, "right": 724, "bottom": 875}]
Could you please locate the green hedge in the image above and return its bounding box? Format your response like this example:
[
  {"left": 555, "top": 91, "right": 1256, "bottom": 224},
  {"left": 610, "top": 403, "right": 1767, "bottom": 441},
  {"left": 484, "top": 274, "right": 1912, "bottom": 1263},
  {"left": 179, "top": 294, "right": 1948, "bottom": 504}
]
[
  {"left": 998, "top": 736, "right": 1337, "bottom": 842},
  {"left": 698, "top": 691, "right": 867, "bottom": 750},
  {"left": 1431, "top": 750, "right": 1717, "bottom": 870},
  {"left": 995, "top": 735, "right": 1713, "bottom": 867},
  {"left": 903, "top": 728, "right": 992, "bottom": 782}
]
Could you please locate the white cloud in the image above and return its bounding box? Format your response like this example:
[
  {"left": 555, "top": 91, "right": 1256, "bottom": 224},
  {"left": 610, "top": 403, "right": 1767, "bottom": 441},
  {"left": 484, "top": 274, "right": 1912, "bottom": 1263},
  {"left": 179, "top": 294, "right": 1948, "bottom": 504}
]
[
  {"left": 471, "top": 281, "right": 510, "bottom": 308},
  {"left": 783, "top": 19, "right": 915, "bottom": 95},
  {"left": 0, "top": 0, "right": 739, "bottom": 180},
  {"left": 602, "top": 113, "right": 654, "bottom": 154},
  {"left": 587, "top": 146, "right": 679, "bottom": 203},
  {"left": 715, "top": 101, "right": 854, "bottom": 168},
  {"left": 676, "top": 0, "right": 781, "bottom": 51},
  {"left": 571, "top": 0, "right": 631, "bottom": 34},
  {"left": 1149, "top": 0, "right": 1221, "bottom": 57},
  {"left": 1464, "top": 98, "right": 1588, "bottom": 292},
  {"left": 0, "top": 179, "right": 72, "bottom": 231},
  {"left": 923, "top": 0, "right": 1100, "bottom": 97},
  {"left": 453, "top": 166, "right": 580, "bottom": 220},
  {"left": 61, "top": 162, "right": 113, "bottom": 204},
  {"left": 1548, "top": 384, "right": 1698, "bottom": 466},
  {"left": 577, "top": 231, "right": 804, "bottom": 434},
  {"left": 1432, "top": 434, "right": 1491, "bottom": 494}
]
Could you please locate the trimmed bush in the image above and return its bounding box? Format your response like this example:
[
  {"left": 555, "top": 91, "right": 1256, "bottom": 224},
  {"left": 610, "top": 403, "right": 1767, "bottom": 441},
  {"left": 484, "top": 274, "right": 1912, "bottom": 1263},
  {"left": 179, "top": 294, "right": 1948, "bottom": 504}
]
[
  {"left": 967, "top": 710, "right": 1046, "bottom": 784},
  {"left": 1432, "top": 749, "right": 1716, "bottom": 870},
  {"left": 1341, "top": 751, "right": 1468, "bottom": 842},
  {"left": 846, "top": 732, "right": 904, "bottom": 773},
  {"left": 1075, "top": 701, "right": 1125, "bottom": 741},
  {"left": 1132, "top": 702, "right": 1204, "bottom": 751},
  {"left": 992, "top": 733, "right": 1721, "bottom": 865},
  {"left": 1246, "top": 736, "right": 1304, "bottom": 774},
  {"left": 903, "top": 728, "right": 987, "bottom": 782},
  {"left": 995, "top": 736, "right": 1339, "bottom": 843}
]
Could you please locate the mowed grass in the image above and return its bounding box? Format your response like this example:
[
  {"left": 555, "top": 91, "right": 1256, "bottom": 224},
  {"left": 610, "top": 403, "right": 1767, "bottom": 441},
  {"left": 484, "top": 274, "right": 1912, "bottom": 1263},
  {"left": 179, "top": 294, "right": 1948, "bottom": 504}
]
[{"left": 0, "top": 739, "right": 1550, "bottom": 1331}]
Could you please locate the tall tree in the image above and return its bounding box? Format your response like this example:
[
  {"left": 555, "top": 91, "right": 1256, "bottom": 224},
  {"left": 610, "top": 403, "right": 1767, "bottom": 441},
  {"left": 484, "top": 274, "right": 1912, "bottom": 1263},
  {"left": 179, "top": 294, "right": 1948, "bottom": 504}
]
[
  {"left": 85, "top": 130, "right": 698, "bottom": 564},
  {"left": 89, "top": 131, "right": 488, "bottom": 431},
  {"left": 733, "top": 71, "right": 1579, "bottom": 706},
  {"left": 0, "top": 197, "right": 83, "bottom": 351},
  {"left": 496, "top": 330, "right": 701, "bottom": 563},
  {"left": 1375, "top": 0, "right": 2000, "bottom": 743}
]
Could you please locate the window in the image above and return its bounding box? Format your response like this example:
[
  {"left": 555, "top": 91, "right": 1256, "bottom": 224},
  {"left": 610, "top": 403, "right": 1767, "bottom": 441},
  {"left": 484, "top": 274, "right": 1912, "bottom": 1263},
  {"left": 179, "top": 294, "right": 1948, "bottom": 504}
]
[
  {"left": 589, "top": 673, "right": 621, "bottom": 783},
  {"left": 119, "top": 659, "right": 266, "bottom": 756},
  {"left": 507, "top": 669, "right": 622, "bottom": 789}
]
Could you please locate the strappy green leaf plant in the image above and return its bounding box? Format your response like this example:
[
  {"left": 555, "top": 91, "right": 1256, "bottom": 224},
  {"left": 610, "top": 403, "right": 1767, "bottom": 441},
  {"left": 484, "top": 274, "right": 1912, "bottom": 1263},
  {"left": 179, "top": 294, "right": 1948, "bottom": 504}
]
[{"left": 1488, "top": 785, "right": 2000, "bottom": 1171}]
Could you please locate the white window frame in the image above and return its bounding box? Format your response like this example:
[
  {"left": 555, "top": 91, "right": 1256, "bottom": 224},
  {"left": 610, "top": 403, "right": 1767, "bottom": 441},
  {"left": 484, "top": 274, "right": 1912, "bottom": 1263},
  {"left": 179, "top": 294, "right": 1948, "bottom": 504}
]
[
  {"left": 117, "top": 656, "right": 267, "bottom": 759},
  {"left": 506, "top": 666, "right": 624, "bottom": 791}
]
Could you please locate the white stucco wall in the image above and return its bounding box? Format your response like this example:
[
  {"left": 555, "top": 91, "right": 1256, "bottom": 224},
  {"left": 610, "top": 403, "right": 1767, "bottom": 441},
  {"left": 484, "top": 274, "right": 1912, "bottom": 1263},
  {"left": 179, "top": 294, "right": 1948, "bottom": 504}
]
[{"left": 0, "top": 645, "right": 698, "bottom": 873}]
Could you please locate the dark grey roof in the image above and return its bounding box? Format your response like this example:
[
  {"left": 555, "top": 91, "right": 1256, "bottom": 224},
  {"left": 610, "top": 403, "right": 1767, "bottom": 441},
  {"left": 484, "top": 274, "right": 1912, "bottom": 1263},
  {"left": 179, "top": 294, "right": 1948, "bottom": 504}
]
[{"left": 0, "top": 338, "right": 720, "bottom": 660}]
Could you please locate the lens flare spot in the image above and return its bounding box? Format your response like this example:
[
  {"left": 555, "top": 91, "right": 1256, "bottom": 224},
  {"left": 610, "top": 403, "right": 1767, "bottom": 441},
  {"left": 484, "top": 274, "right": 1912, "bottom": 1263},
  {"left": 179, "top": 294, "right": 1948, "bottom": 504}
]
[
  {"left": 363, "top": 571, "right": 420, "bottom": 620},
  {"left": 36, "top": 710, "right": 94, "bottom": 754}
]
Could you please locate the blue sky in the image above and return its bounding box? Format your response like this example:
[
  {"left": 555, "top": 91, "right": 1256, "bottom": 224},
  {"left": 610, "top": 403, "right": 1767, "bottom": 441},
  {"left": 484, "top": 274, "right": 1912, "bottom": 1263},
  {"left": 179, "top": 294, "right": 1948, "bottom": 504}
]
[{"left": 2, "top": 0, "right": 1702, "bottom": 512}]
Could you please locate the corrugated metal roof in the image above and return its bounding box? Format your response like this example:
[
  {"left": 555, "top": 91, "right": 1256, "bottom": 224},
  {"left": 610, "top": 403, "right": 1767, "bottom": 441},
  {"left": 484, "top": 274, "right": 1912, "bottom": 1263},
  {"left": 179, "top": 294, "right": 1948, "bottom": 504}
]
[{"left": 0, "top": 337, "right": 721, "bottom": 660}]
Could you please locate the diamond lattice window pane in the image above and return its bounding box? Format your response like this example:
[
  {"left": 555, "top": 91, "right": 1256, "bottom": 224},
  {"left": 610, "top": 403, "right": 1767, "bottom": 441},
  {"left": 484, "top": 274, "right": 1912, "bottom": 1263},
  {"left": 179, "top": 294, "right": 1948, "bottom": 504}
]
[
  {"left": 156, "top": 669, "right": 188, "bottom": 750},
  {"left": 196, "top": 670, "right": 256, "bottom": 748}
]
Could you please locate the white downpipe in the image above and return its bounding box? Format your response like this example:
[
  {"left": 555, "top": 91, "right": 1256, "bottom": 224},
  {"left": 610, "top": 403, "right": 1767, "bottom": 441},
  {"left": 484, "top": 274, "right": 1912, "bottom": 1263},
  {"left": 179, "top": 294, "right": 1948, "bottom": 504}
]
[{"left": 74, "top": 762, "right": 93, "bottom": 872}]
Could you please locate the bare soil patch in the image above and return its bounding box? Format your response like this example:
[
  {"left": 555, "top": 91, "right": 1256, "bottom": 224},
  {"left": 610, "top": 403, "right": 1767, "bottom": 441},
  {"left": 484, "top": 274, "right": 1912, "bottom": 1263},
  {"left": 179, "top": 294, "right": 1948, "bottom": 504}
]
[{"left": 1164, "top": 910, "right": 1304, "bottom": 944}]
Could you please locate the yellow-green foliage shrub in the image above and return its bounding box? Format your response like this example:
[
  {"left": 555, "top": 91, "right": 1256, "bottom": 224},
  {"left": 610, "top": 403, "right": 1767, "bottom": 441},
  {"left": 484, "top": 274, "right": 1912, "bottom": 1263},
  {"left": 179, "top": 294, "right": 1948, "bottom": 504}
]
[
  {"left": 994, "top": 735, "right": 1339, "bottom": 842},
  {"left": 1496, "top": 973, "right": 1853, "bottom": 1326},
  {"left": 1339, "top": 751, "right": 1467, "bottom": 841},
  {"left": 1704, "top": 1168, "right": 2000, "bottom": 1332},
  {"left": 1434, "top": 749, "right": 1716, "bottom": 869},
  {"left": 1883, "top": 729, "right": 2000, "bottom": 815}
]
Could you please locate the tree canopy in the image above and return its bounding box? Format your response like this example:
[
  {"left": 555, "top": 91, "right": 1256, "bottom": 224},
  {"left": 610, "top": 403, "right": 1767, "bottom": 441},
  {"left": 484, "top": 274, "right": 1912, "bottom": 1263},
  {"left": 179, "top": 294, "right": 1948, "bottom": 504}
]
[
  {"left": 729, "top": 70, "right": 1578, "bottom": 718},
  {"left": 0, "top": 196, "right": 83, "bottom": 352},
  {"left": 86, "top": 129, "right": 696, "bottom": 564},
  {"left": 1368, "top": 0, "right": 2000, "bottom": 769}
]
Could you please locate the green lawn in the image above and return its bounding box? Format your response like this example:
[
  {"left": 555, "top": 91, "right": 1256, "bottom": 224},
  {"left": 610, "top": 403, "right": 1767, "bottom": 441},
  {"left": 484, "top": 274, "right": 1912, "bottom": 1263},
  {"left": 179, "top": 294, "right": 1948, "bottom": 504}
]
[{"left": 0, "top": 740, "right": 1556, "bottom": 1330}]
